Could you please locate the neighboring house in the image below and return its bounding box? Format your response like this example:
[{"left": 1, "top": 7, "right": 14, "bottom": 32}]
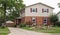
[
  {"left": 16, "top": 2, "right": 54, "bottom": 26},
  {"left": 57, "top": 12, "right": 60, "bottom": 21},
  {"left": 6, "top": 21, "right": 15, "bottom": 27}
]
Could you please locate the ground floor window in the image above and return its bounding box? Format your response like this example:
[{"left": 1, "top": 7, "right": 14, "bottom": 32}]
[
  {"left": 32, "top": 17, "right": 36, "bottom": 23},
  {"left": 43, "top": 17, "right": 47, "bottom": 25}
]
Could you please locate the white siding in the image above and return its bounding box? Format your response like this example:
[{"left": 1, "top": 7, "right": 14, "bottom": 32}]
[
  {"left": 20, "top": 10, "right": 25, "bottom": 17},
  {"left": 25, "top": 4, "right": 53, "bottom": 17}
]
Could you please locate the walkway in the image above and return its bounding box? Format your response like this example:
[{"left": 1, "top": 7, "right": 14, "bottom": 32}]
[{"left": 8, "top": 27, "right": 60, "bottom": 35}]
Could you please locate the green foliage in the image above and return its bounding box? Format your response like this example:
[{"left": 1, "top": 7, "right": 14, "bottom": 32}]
[
  {"left": 55, "top": 22, "right": 60, "bottom": 27},
  {"left": 0, "top": 0, "right": 25, "bottom": 24},
  {"left": 20, "top": 23, "right": 26, "bottom": 28},
  {"left": 14, "top": 25, "right": 17, "bottom": 27},
  {"left": 21, "top": 26, "right": 60, "bottom": 33},
  {"left": 0, "top": 27, "right": 9, "bottom": 35},
  {"left": 50, "top": 14, "right": 58, "bottom": 26},
  {"left": 50, "top": 15, "right": 58, "bottom": 22}
]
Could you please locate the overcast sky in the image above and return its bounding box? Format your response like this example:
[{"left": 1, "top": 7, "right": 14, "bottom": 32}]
[{"left": 23, "top": 0, "right": 60, "bottom": 14}]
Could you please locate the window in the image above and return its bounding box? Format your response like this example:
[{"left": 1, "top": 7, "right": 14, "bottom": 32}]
[
  {"left": 42, "top": 8, "right": 49, "bottom": 13},
  {"left": 43, "top": 17, "right": 47, "bottom": 23},
  {"left": 32, "top": 17, "right": 36, "bottom": 23},
  {"left": 30, "top": 8, "right": 37, "bottom": 12}
]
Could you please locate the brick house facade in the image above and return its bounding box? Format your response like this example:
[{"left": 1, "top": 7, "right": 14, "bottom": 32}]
[{"left": 16, "top": 2, "right": 54, "bottom": 26}]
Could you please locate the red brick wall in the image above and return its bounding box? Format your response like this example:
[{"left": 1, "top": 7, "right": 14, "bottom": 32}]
[
  {"left": 21, "top": 16, "right": 51, "bottom": 25},
  {"left": 36, "top": 17, "right": 43, "bottom": 25},
  {"left": 25, "top": 17, "right": 32, "bottom": 23},
  {"left": 21, "top": 17, "right": 25, "bottom": 23}
]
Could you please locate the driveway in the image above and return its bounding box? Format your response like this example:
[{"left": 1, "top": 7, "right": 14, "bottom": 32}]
[{"left": 8, "top": 27, "right": 60, "bottom": 35}]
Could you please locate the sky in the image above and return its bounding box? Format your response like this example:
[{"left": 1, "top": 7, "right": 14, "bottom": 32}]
[{"left": 23, "top": 0, "right": 60, "bottom": 14}]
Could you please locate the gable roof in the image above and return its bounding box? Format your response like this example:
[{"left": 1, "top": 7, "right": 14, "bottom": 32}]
[
  {"left": 25, "top": 2, "right": 54, "bottom": 9},
  {"left": 20, "top": 2, "right": 54, "bottom": 12}
]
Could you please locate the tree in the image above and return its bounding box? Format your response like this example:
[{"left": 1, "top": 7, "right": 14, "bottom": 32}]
[
  {"left": 50, "top": 14, "right": 58, "bottom": 26},
  {"left": 0, "top": 0, "right": 25, "bottom": 23}
]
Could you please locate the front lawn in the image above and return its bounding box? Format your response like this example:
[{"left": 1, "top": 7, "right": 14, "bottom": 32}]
[
  {"left": 21, "top": 26, "right": 60, "bottom": 33},
  {"left": 0, "top": 27, "right": 9, "bottom": 35},
  {"left": 36, "top": 27, "right": 60, "bottom": 33}
]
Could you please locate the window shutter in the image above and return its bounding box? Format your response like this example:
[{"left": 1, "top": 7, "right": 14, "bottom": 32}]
[
  {"left": 31, "top": 17, "right": 32, "bottom": 23},
  {"left": 30, "top": 8, "right": 32, "bottom": 12},
  {"left": 36, "top": 17, "right": 37, "bottom": 23},
  {"left": 47, "top": 9, "right": 49, "bottom": 13},
  {"left": 42, "top": 9, "right": 44, "bottom": 13},
  {"left": 36, "top": 8, "right": 37, "bottom": 12}
]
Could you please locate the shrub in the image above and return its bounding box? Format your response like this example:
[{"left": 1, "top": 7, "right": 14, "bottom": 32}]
[
  {"left": 20, "top": 23, "right": 26, "bottom": 28},
  {"left": 55, "top": 22, "right": 60, "bottom": 27},
  {"left": 50, "top": 14, "right": 58, "bottom": 26},
  {"left": 0, "top": 23, "right": 2, "bottom": 26},
  {"left": 14, "top": 25, "right": 17, "bottom": 27},
  {"left": 1, "top": 23, "right": 6, "bottom": 28}
]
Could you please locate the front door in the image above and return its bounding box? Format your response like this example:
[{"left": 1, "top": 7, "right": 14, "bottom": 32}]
[{"left": 16, "top": 19, "right": 21, "bottom": 25}]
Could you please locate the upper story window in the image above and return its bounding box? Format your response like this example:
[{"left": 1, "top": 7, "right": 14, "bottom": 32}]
[
  {"left": 30, "top": 8, "right": 37, "bottom": 12},
  {"left": 42, "top": 8, "right": 49, "bottom": 13}
]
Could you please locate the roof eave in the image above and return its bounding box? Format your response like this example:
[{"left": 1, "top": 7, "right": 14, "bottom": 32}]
[{"left": 25, "top": 3, "right": 54, "bottom": 9}]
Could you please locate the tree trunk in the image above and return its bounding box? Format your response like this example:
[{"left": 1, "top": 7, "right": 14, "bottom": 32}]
[{"left": 3, "top": 2, "right": 6, "bottom": 24}]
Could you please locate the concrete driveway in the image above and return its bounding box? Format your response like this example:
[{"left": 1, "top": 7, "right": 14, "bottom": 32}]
[{"left": 8, "top": 27, "right": 60, "bottom": 35}]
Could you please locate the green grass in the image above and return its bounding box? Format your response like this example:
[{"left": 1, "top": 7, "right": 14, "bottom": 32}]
[
  {"left": 21, "top": 26, "right": 60, "bottom": 33},
  {"left": 22, "top": 26, "right": 33, "bottom": 30},
  {"left": 36, "top": 27, "right": 60, "bottom": 33},
  {"left": 0, "top": 27, "right": 9, "bottom": 35}
]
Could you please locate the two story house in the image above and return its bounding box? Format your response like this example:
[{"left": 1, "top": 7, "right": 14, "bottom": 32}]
[{"left": 16, "top": 2, "right": 54, "bottom": 26}]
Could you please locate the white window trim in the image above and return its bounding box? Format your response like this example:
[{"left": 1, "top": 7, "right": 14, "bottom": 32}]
[
  {"left": 43, "top": 17, "right": 47, "bottom": 24},
  {"left": 42, "top": 8, "right": 49, "bottom": 13},
  {"left": 32, "top": 8, "right": 37, "bottom": 12},
  {"left": 32, "top": 17, "right": 36, "bottom": 23}
]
